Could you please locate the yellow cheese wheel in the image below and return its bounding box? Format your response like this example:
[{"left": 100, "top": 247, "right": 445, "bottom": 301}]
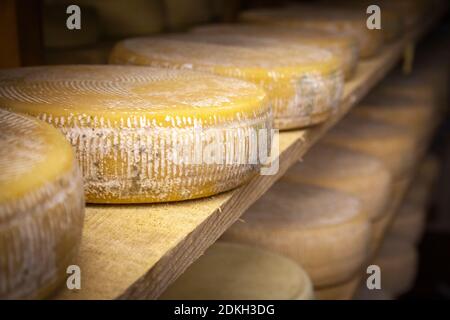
[
  {"left": 191, "top": 23, "right": 360, "bottom": 79},
  {"left": 75, "top": 0, "right": 165, "bottom": 37},
  {"left": 221, "top": 181, "right": 371, "bottom": 288},
  {"left": 315, "top": 277, "right": 360, "bottom": 300},
  {"left": 160, "top": 242, "right": 314, "bottom": 300},
  {"left": 0, "top": 66, "right": 271, "bottom": 203},
  {"left": 282, "top": 143, "right": 392, "bottom": 221},
  {"left": 110, "top": 37, "right": 343, "bottom": 130},
  {"left": 373, "top": 236, "right": 418, "bottom": 297},
  {"left": 0, "top": 109, "right": 85, "bottom": 299},
  {"left": 323, "top": 114, "right": 417, "bottom": 179},
  {"left": 44, "top": 42, "right": 114, "bottom": 65},
  {"left": 238, "top": 6, "right": 383, "bottom": 58},
  {"left": 43, "top": 3, "right": 99, "bottom": 48},
  {"left": 164, "top": 0, "right": 212, "bottom": 31}
]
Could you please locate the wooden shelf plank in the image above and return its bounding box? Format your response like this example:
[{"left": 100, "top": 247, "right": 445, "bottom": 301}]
[{"left": 53, "top": 10, "right": 446, "bottom": 300}]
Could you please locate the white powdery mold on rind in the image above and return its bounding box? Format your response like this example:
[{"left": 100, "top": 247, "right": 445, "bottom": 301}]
[{"left": 0, "top": 165, "right": 85, "bottom": 299}]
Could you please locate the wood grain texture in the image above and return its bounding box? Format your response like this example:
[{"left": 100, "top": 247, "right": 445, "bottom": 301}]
[{"left": 53, "top": 8, "right": 447, "bottom": 300}]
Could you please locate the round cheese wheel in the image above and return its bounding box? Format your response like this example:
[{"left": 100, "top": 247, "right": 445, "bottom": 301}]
[
  {"left": 323, "top": 114, "right": 417, "bottom": 180},
  {"left": 238, "top": 6, "right": 383, "bottom": 58},
  {"left": 282, "top": 143, "right": 392, "bottom": 221},
  {"left": 221, "top": 181, "right": 371, "bottom": 288},
  {"left": 0, "top": 66, "right": 271, "bottom": 204},
  {"left": 160, "top": 242, "right": 314, "bottom": 300},
  {"left": 43, "top": 3, "right": 99, "bottom": 48},
  {"left": 110, "top": 37, "right": 344, "bottom": 130},
  {"left": 0, "top": 109, "right": 85, "bottom": 299},
  {"left": 315, "top": 276, "right": 361, "bottom": 300},
  {"left": 373, "top": 236, "right": 418, "bottom": 297},
  {"left": 191, "top": 23, "right": 360, "bottom": 79}
]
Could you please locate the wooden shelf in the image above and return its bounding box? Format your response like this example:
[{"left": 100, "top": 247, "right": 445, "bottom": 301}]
[{"left": 54, "top": 10, "right": 446, "bottom": 300}]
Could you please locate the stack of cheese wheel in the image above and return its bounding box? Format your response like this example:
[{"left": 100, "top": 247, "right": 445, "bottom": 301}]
[
  {"left": 281, "top": 143, "right": 392, "bottom": 251},
  {"left": 0, "top": 66, "right": 271, "bottom": 203},
  {"left": 110, "top": 37, "right": 344, "bottom": 130},
  {"left": 163, "top": 0, "right": 212, "bottom": 31},
  {"left": 160, "top": 242, "right": 314, "bottom": 300},
  {"left": 353, "top": 90, "right": 439, "bottom": 148},
  {"left": 390, "top": 155, "right": 440, "bottom": 244},
  {"left": 0, "top": 109, "right": 85, "bottom": 299},
  {"left": 191, "top": 23, "right": 360, "bottom": 79},
  {"left": 221, "top": 181, "right": 371, "bottom": 300},
  {"left": 373, "top": 236, "right": 418, "bottom": 297},
  {"left": 323, "top": 114, "right": 417, "bottom": 245},
  {"left": 238, "top": 5, "right": 383, "bottom": 58}
]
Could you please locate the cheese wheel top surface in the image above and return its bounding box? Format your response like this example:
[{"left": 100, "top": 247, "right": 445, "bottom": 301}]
[
  {"left": 110, "top": 37, "right": 340, "bottom": 74},
  {"left": 0, "top": 65, "right": 268, "bottom": 126},
  {"left": 0, "top": 109, "right": 74, "bottom": 203},
  {"left": 243, "top": 181, "right": 361, "bottom": 228},
  {"left": 160, "top": 242, "right": 314, "bottom": 300}
]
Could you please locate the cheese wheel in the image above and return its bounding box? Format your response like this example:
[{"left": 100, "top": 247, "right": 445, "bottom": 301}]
[
  {"left": 282, "top": 143, "right": 392, "bottom": 221},
  {"left": 0, "top": 109, "right": 85, "bottom": 299},
  {"left": 75, "top": 0, "right": 165, "bottom": 37},
  {"left": 191, "top": 23, "right": 360, "bottom": 79},
  {"left": 160, "top": 242, "right": 314, "bottom": 300},
  {"left": 323, "top": 114, "right": 417, "bottom": 179},
  {"left": 43, "top": 3, "right": 99, "bottom": 48},
  {"left": 353, "top": 91, "right": 439, "bottom": 145},
  {"left": 221, "top": 181, "right": 370, "bottom": 288},
  {"left": 0, "top": 66, "right": 271, "bottom": 203},
  {"left": 373, "top": 236, "right": 418, "bottom": 296},
  {"left": 315, "top": 277, "right": 360, "bottom": 300},
  {"left": 110, "top": 37, "right": 343, "bottom": 130},
  {"left": 238, "top": 6, "right": 383, "bottom": 58},
  {"left": 390, "top": 202, "right": 426, "bottom": 244},
  {"left": 45, "top": 42, "right": 114, "bottom": 65},
  {"left": 164, "top": 0, "right": 212, "bottom": 31}
]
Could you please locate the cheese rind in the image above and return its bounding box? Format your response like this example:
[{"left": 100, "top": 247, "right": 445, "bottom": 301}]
[
  {"left": 0, "top": 66, "right": 271, "bottom": 203},
  {"left": 0, "top": 109, "right": 85, "bottom": 299},
  {"left": 221, "top": 182, "right": 370, "bottom": 288},
  {"left": 238, "top": 6, "right": 383, "bottom": 58},
  {"left": 110, "top": 37, "right": 343, "bottom": 130},
  {"left": 160, "top": 242, "right": 314, "bottom": 300},
  {"left": 323, "top": 114, "right": 416, "bottom": 179},
  {"left": 282, "top": 143, "right": 392, "bottom": 221},
  {"left": 191, "top": 23, "right": 360, "bottom": 79}
]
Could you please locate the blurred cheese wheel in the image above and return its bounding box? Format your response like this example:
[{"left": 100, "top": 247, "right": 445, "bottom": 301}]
[
  {"left": 221, "top": 181, "right": 371, "bottom": 288},
  {"left": 282, "top": 143, "right": 391, "bottom": 221},
  {"left": 159, "top": 242, "right": 314, "bottom": 300},
  {"left": 353, "top": 91, "right": 438, "bottom": 145},
  {"left": 191, "top": 23, "right": 360, "bottom": 79},
  {"left": 373, "top": 236, "right": 418, "bottom": 297},
  {"left": 323, "top": 114, "right": 416, "bottom": 180},
  {"left": 43, "top": 3, "right": 99, "bottom": 48},
  {"left": 239, "top": 5, "right": 383, "bottom": 58}
]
